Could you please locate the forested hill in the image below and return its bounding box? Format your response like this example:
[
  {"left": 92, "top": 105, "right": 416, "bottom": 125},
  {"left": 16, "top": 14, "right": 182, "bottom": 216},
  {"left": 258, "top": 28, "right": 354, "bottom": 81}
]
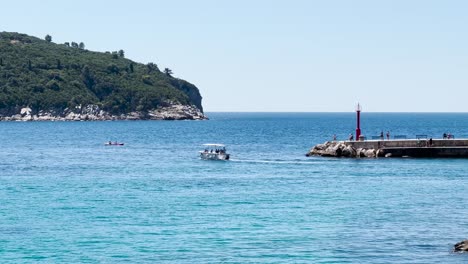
[{"left": 0, "top": 32, "right": 204, "bottom": 119}]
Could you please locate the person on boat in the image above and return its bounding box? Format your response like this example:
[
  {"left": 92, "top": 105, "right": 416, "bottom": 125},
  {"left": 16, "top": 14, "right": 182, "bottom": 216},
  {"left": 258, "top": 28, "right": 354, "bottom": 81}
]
[{"left": 108, "top": 141, "right": 112, "bottom": 145}]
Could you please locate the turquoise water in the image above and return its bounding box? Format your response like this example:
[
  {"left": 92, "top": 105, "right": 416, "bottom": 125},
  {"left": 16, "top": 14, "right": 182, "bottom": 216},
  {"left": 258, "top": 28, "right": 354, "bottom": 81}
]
[{"left": 0, "top": 113, "right": 467, "bottom": 263}]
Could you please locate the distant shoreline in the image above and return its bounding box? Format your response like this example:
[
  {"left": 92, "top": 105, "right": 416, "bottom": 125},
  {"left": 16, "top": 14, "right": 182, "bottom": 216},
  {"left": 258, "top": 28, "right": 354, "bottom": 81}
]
[{"left": 0, "top": 104, "right": 207, "bottom": 121}]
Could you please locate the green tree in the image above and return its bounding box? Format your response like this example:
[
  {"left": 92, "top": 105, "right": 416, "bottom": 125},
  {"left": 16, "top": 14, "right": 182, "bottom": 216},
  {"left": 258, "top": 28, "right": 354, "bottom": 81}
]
[
  {"left": 81, "top": 65, "right": 95, "bottom": 90},
  {"left": 46, "top": 80, "right": 60, "bottom": 91},
  {"left": 45, "top": 34, "right": 52, "bottom": 42},
  {"left": 56, "top": 59, "right": 62, "bottom": 69},
  {"left": 118, "top": 49, "right": 125, "bottom": 58},
  {"left": 147, "top": 62, "right": 158, "bottom": 73},
  {"left": 64, "top": 42, "right": 70, "bottom": 47},
  {"left": 142, "top": 75, "right": 152, "bottom": 85},
  {"left": 71, "top": 42, "right": 78, "bottom": 48},
  {"left": 164, "top": 68, "right": 173, "bottom": 76},
  {"left": 79, "top": 42, "right": 85, "bottom": 49},
  {"left": 107, "top": 63, "right": 120, "bottom": 74},
  {"left": 111, "top": 51, "right": 119, "bottom": 59},
  {"left": 129, "top": 63, "right": 134, "bottom": 73}
]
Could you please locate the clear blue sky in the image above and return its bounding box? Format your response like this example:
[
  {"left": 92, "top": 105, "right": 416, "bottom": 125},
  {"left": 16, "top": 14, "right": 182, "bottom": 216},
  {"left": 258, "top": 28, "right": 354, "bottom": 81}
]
[{"left": 2, "top": 0, "right": 468, "bottom": 112}]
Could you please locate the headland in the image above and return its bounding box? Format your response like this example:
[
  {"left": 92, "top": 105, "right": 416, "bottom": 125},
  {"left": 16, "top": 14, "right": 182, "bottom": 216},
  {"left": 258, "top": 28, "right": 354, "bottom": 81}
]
[{"left": 0, "top": 32, "right": 206, "bottom": 121}]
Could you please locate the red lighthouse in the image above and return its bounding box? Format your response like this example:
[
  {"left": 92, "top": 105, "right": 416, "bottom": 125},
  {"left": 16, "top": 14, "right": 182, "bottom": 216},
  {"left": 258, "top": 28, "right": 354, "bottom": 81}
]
[{"left": 356, "top": 103, "right": 362, "bottom": 141}]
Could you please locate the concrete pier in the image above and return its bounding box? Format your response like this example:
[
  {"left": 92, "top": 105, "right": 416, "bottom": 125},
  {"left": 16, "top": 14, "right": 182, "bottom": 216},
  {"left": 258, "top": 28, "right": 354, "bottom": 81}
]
[
  {"left": 307, "top": 139, "right": 468, "bottom": 158},
  {"left": 350, "top": 139, "right": 468, "bottom": 158}
]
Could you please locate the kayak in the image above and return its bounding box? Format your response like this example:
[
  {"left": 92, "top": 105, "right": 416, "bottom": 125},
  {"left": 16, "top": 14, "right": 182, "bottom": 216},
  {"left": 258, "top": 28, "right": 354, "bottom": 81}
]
[{"left": 104, "top": 142, "right": 124, "bottom": 146}]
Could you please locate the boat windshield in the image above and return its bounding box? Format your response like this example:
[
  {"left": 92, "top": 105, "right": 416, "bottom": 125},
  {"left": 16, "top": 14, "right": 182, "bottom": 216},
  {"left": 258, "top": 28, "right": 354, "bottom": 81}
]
[{"left": 202, "top": 144, "right": 227, "bottom": 153}]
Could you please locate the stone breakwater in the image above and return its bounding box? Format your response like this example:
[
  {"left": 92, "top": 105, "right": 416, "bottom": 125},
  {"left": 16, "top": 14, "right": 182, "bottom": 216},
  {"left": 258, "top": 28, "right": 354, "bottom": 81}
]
[
  {"left": 306, "top": 141, "right": 381, "bottom": 158},
  {"left": 0, "top": 104, "right": 207, "bottom": 121},
  {"left": 307, "top": 139, "right": 468, "bottom": 158}
]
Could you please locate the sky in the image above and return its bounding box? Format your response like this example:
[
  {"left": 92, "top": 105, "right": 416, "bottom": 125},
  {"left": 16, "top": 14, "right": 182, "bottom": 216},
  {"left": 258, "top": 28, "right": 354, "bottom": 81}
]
[{"left": 2, "top": 0, "right": 468, "bottom": 112}]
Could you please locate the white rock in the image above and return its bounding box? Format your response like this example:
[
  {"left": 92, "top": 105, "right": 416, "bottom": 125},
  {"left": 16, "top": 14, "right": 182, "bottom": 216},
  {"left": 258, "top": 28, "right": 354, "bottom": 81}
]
[{"left": 20, "top": 107, "right": 32, "bottom": 116}]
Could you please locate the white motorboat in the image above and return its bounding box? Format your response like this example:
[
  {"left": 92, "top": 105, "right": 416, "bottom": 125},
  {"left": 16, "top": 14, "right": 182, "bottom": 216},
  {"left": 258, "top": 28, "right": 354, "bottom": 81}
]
[{"left": 200, "top": 144, "right": 230, "bottom": 160}]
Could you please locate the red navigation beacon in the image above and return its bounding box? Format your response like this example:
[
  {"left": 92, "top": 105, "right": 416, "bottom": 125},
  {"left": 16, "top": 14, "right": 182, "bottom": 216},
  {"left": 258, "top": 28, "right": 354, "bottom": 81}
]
[{"left": 356, "top": 103, "right": 362, "bottom": 141}]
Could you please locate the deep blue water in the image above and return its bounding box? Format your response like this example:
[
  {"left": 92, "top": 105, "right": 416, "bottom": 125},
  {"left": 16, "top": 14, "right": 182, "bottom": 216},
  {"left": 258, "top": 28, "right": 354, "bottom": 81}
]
[{"left": 0, "top": 112, "right": 467, "bottom": 263}]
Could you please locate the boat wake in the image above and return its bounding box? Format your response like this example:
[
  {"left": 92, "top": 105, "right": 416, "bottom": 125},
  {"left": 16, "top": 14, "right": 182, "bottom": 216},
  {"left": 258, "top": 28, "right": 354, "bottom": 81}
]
[{"left": 229, "top": 158, "right": 319, "bottom": 165}]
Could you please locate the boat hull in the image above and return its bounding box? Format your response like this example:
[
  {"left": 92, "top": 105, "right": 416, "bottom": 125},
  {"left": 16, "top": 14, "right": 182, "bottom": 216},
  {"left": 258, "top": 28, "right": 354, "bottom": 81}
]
[{"left": 199, "top": 152, "right": 230, "bottom": 160}]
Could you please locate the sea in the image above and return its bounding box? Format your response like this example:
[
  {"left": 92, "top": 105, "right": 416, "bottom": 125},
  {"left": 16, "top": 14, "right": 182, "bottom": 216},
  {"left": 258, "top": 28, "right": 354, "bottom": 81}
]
[{"left": 0, "top": 112, "right": 467, "bottom": 263}]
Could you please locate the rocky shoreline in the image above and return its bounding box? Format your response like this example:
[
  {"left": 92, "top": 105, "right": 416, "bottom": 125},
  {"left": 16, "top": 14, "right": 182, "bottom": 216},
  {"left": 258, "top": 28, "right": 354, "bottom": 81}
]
[
  {"left": 306, "top": 141, "right": 382, "bottom": 158},
  {"left": 0, "top": 104, "right": 207, "bottom": 121}
]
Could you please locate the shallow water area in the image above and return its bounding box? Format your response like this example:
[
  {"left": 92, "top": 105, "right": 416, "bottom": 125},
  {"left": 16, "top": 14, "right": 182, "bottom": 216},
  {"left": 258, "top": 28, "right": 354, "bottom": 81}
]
[{"left": 0, "top": 113, "right": 467, "bottom": 263}]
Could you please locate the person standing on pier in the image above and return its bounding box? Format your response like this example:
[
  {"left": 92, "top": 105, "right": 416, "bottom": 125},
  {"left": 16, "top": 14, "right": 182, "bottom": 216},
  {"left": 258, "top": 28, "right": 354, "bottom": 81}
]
[
  {"left": 386, "top": 131, "right": 390, "bottom": 140},
  {"left": 380, "top": 131, "right": 384, "bottom": 140}
]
